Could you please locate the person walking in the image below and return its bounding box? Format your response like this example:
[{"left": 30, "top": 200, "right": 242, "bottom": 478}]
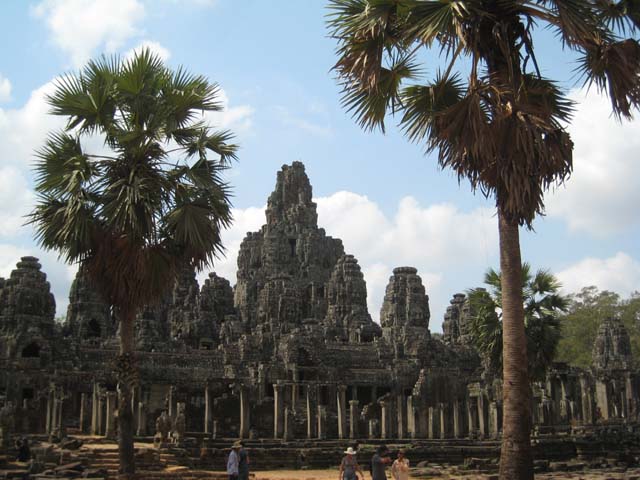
[
  {"left": 370, "top": 445, "right": 392, "bottom": 480},
  {"left": 391, "top": 450, "right": 410, "bottom": 480},
  {"left": 226, "top": 441, "right": 240, "bottom": 479},
  {"left": 237, "top": 440, "right": 250, "bottom": 480},
  {"left": 339, "top": 446, "right": 363, "bottom": 480}
]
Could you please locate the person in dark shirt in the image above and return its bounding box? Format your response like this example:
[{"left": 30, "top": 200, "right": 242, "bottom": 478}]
[
  {"left": 371, "top": 444, "right": 392, "bottom": 480},
  {"left": 237, "top": 440, "right": 250, "bottom": 480},
  {"left": 16, "top": 438, "right": 31, "bottom": 462}
]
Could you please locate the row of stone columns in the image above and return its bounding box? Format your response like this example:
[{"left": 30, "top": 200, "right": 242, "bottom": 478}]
[
  {"left": 45, "top": 387, "right": 64, "bottom": 436},
  {"left": 269, "top": 384, "right": 489, "bottom": 441}
]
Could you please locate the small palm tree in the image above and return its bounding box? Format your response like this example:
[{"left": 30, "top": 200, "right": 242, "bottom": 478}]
[
  {"left": 327, "top": 2, "right": 639, "bottom": 477},
  {"left": 29, "top": 49, "right": 237, "bottom": 477},
  {"left": 468, "top": 264, "right": 569, "bottom": 381}
]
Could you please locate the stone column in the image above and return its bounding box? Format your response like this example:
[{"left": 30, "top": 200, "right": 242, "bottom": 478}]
[
  {"left": 240, "top": 386, "right": 250, "bottom": 439},
  {"left": 290, "top": 384, "right": 298, "bottom": 412},
  {"left": 368, "top": 419, "right": 379, "bottom": 439},
  {"left": 407, "top": 395, "right": 419, "bottom": 438},
  {"left": 396, "top": 394, "right": 406, "bottom": 439},
  {"left": 306, "top": 385, "right": 316, "bottom": 439},
  {"left": 453, "top": 400, "right": 462, "bottom": 438},
  {"left": 46, "top": 389, "right": 54, "bottom": 434},
  {"left": 51, "top": 397, "right": 60, "bottom": 436},
  {"left": 427, "top": 406, "right": 436, "bottom": 439},
  {"left": 349, "top": 400, "right": 359, "bottom": 439},
  {"left": 90, "top": 384, "right": 98, "bottom": 435},
  {"left": 284, "top": 407, "right": 293, "bottom": 440},
  {"left": 439, "top": 404, "right": 447, "bottom": 439},
  {"left": 167, "top": 386, "right": 175, "bottom": 419},
  {"left": 596, "top": 380, "right": 610, "bottom": 420},
  {"left": 380, "top": 400, "right": 390, "bottom": 439},
  {"left": 489, "top": 402, "right": 499, "bottom": 439},
  {"left": 137, "top": 401, "right": 147, "bottom": 436},
  {"left": 559, "top": 379, "right": 570, "bottom": 423},
  {"left": 317, "top": 405, "right": 327, "bottom": 440},
  {"left": 204, "top": 385, "right": 211, "bottom": 434},
  {"left": 477, "top": 394, "right": 487, "bottom": 438},
  {"left": 337, "top": 385, "right": 347, "bottom": 439},
  {"left": 274, "top": 384, "right": 284, "bottom": 438},
  {"left": 97, "top": 392, "right": 105, "bottom": 435},
  {"left": 105, "top": 391, "right": 117, "bottom": 439},
  {"left": 467, "top": 398, "right": 478, "bottom": 438},
  {"left": 579, "top": 377, "right": 591, "bottom": 424},
  {"left": 625, "top": 374, "right": 635, "bottom": 420},
  {"left": 79, "top": 393, "right": 87, "bottom": 433},
  {"left": 406, "top": 396, "right": 416, "bottom": 439}
]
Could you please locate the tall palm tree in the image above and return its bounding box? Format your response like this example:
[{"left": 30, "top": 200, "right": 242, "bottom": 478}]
[
  {"left": 29, "top": 49, "right": 237, "bottom": 478},
  {"left": 327, "top": 2, "right": 640, "bottom": 478},
  {"left": 468, "top": 263, "right": 569, "bottom": 381}
]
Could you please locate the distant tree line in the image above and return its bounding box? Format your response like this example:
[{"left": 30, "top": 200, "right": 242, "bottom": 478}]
[{"left": 555, "top": 286, "right": 640, "bottom": 369}]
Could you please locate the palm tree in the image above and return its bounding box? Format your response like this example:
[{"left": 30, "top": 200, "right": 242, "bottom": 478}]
[
  {"left": 29, "top": 49, "right": 237, "bottom": 478},
  {"left": 468, "top": 263, "right": 568, "bottom": 381},
  {"left": 327, "top": 2, "right": 640, "bottom": 478}
]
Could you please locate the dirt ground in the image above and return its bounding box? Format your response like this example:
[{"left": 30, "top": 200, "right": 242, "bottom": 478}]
[{"left": 251, "top": 469, "right": 640, "bottom": 480}]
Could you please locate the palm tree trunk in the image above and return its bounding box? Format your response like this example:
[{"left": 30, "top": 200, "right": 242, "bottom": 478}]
[
  {"left": 498, "top": 208, "right": 533, "bottom": 480},
  {"left": 118, "top": 310, "right": 136, "bottom": 479}
]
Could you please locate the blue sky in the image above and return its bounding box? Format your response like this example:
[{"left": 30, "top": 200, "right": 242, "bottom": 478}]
[{"left": 1, "top": 0, "right": 639, "bottom": 330}]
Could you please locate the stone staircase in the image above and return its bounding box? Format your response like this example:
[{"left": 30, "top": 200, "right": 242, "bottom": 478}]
[{"left": 81, "top": 446, "right": 238, "bottom": 480}]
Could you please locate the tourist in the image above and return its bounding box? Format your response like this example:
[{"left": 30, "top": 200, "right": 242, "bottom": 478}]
[
  {"left": 370, "top": 444, "right": 392, "bottom": 480},
  {"left": 339, "top": 446, "right": 363, "bottom": 480},
  {"left": 227, "top": 441, "right": 240, "bottom": 479},
  {"left": 391, "top": 450, "right": 409, "bottom": 480},
  {"left": 237, "top": 440, "right": 250, "bottom": 480},
  {"left": 15, "top": 438, "right": 30, "bottom": 462}
]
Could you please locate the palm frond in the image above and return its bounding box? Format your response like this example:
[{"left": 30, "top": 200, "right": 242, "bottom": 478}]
[
  {"left": 341, "top": 52, "right": 420, "bottom": 132},
  {"left": 399, "top": 72, "right": 465, "bottom": 143},
  {"left": 577, "top": 38, "right": 640, "bottom": 119}
]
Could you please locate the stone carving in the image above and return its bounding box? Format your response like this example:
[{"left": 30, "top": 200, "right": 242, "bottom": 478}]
[
  {"left": 325, "top": 255, "right": 380, "bottom": 342},
  {"left": 234, "top": 162, "right": 345, "bottom": 333},
  {"left": 0, "top": 256, "right": 56, "bottom": 361},
  {"left": 172, "top": 402, "right": 186, "bottom": 444},
  {"left": 593, "top": 316, "right": 633, "bottom": 371},
  {"left": 154, "top": 411, "right": 171, "bottom": 444},
  {"left": 168, "top": 266, "right": 201, "bottom": 345},
  {"left": 380, "top": 267, "right": 430, "bottom": 330},
  {"left": 65, "top": 267, "right": 112, "bottom": 342},
  {"left": 0, "top": 162, "right": 638, "bottom": 450}
]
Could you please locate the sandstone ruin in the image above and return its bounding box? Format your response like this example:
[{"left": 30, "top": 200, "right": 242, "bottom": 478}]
[{"left": 0, "top": 162, "right": 638, "bottom": 472}]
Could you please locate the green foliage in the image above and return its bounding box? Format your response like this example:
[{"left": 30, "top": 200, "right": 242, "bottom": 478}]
[
  {"left": 29, "top": 49, "right": 238, "bottom": 315},
  {"left": 328, "top": 0, "right": 640, "bottom": 227},
  {"left": 467, "top": 263, "right": 569, "bottom": 381},
  {"left": 556, "top": 287, "right": 640, "bottom": 368}
]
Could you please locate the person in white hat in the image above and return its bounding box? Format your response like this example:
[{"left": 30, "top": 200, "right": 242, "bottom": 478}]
[{"left": 339, "top": 446, "right": 364, "bottom": 480}]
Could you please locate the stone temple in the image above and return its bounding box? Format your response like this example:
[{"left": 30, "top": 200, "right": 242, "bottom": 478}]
[{"left": 0, "top": 162, "right": 638, "bottom": 468}]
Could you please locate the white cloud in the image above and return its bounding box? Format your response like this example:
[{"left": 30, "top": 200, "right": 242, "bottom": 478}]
[
  {"left": 317, "top": 193, "right": 497, "bottom": 323},
  {"left": 198, "top": 205, "right": 266, "bottom": 285},
  {"left": 557, "top": 252, "right": 640, "bottom": 298},
  {"left": 0, "top": 80, "right": 64, "bottom": 167},
  {"left": 0, "top": 167, "right": 35, "bottom": 237},
  {"left": 203, "top": 89, "right": 254, "bottom": 135},
  {"left": 274, "top": 105, "right": 333, "bottom": 137},
  {"left": 125, "top": 40, "right": 171, "bottom": 62},
  {"left": 33, "top": 0, "right": 145, "bottom": 67},
  {"left": 204, "top": 192, "right": 498, "bottom": 325},
  {"left": 0, "top": 74, "right": 11, "bottom": 103},
  {"left": 546, "top": 88, "right": 640, "bottom": 235}
]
